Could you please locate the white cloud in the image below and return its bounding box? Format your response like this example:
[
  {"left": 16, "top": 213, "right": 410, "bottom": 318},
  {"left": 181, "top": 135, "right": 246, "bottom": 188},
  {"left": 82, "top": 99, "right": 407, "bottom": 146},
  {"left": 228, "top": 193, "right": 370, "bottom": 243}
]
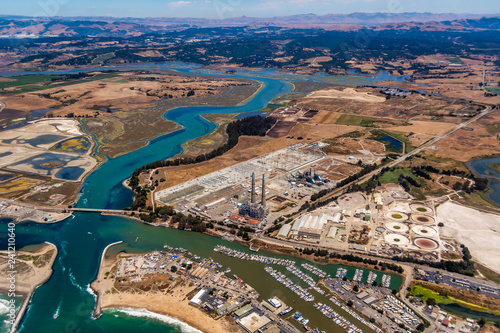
[{"left": 169, "top": 1, "right": 193, "bottom": 7}]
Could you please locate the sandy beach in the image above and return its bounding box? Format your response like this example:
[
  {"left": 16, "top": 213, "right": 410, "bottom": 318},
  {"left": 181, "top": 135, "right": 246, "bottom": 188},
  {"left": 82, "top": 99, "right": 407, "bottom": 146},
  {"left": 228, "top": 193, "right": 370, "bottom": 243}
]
[
  {"left": 98, "top": 288, "right": 243, "bottom": 333},
  {"left": 91, "top": 245, "right": 243, "bottom": 333},
  {"left": 0, "top": 242, "right": 58, "bottom": 295}
]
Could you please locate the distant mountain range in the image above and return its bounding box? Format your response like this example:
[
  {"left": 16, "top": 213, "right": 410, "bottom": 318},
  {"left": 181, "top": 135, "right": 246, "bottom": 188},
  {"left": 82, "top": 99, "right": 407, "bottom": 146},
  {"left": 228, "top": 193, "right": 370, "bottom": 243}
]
[{"left": 1, "top": 12, "right": 499, "bottom": 37}]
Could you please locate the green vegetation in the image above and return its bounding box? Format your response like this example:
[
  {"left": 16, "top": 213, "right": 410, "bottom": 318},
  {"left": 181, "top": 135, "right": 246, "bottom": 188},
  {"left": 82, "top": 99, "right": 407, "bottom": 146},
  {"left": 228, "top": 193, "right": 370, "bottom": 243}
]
[
  {"left": 447, "top": 57, "right": 465, "bottom": 65},
  {"left": 92, "top": 52, "right": 115, "bottom": 64},
  {"left": 129, "top": 116, "right": 276, "bottom": 210},
  {"left": 0, "top": 74, "right": 59, "bottom": 90},
  {"left": 411, "top": 285, "right": 500, "bottom": 318},
  {"left": 50, "top": 137, "right": 91, "bottom": 154},
  {"left": 335, "top": 114, "right": 381, "bottom": 127},
  {"left": 337, "top": 130, "right": 365, "bottom": 138},
  {"left": 486, "top": 87, "right": 500, "bottom": 96},
  {"left": 0, "top": 72, "right": 119, "bottom": 94},
  {"left": 378, "top": 168, "right": 419, "bottom": 184}
]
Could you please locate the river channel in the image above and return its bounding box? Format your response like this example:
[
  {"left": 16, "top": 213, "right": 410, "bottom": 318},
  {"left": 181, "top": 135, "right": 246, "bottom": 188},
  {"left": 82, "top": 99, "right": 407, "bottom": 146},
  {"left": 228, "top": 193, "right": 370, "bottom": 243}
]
[{"left": 0, "top": 64, "right": 404, "bottom": 333}]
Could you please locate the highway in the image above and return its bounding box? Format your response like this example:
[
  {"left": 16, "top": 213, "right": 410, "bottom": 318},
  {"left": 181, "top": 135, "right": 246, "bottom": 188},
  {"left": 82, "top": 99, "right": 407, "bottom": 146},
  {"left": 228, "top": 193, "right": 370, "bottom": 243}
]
[{"left": 318, "top": 106, "right": 494, "bottom": 203}]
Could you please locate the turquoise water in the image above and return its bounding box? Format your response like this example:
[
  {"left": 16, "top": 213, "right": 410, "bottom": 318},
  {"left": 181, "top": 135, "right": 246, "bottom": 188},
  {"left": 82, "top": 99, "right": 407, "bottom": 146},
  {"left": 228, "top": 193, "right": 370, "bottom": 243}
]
[{"left": 0, "top": 64, "right": 405, "bottom": 333}]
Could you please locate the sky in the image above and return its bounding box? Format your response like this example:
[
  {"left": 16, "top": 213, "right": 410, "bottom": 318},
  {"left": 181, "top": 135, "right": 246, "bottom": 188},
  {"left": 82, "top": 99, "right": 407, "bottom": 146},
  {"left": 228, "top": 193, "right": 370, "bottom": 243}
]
[{"left": 5, "top": 0, "right": 500, "bottom": 19}]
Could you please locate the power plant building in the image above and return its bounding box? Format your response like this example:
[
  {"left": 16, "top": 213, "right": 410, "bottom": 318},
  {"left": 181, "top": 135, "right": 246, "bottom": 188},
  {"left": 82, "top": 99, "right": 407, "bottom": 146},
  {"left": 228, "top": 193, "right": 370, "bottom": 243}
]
[{"left": 238, "top": 173, "right": 269, "bottom": 221}]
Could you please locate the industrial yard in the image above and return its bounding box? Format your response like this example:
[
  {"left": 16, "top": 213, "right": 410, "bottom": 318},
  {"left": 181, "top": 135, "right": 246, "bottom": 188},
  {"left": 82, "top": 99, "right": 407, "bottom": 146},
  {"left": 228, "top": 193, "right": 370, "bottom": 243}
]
[
  {"left": 155, "top": 142, "right": 371, "bottom": 226},
  {"left": 276, "top": 185, "right": 460, "bottom": 263}
]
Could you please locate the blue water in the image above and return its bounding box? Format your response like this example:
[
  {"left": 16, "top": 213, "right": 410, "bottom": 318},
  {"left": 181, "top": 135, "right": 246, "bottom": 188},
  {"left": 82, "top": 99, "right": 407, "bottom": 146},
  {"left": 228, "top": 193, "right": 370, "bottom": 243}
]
[
  {"left": 467, "top": 156, "right": 500, "bottom": 205},
  {"left": 5, "top": 152, "right": 85, "bottom": 181},
  {"left": 0, "top": 63, "right": 407, "bottom": 333},
  {"left": 21, "top": 134, "right": 67, "bottom": 149},
  {"left": 376, "top": 134, "right": 403, "bottom": 153}
]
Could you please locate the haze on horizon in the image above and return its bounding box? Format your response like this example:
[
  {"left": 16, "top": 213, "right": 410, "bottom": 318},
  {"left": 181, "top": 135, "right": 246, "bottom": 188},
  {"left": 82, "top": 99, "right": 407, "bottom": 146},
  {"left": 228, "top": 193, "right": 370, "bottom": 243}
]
[{"left": 3, "top": 0, "right": 500, "bottom": 19}]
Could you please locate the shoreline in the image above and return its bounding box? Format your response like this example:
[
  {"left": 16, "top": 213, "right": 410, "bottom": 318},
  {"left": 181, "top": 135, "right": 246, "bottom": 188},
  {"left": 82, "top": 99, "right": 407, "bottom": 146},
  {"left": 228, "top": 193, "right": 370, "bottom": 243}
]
[
  {"left": 0, "top": 242, "right": 58, "bottom": 333},
  {"left": 91, "top": 240, "right": 123, "bottom": 318},
  {"left": 91, "top": 242, "right": 244, "bottom": 333}
]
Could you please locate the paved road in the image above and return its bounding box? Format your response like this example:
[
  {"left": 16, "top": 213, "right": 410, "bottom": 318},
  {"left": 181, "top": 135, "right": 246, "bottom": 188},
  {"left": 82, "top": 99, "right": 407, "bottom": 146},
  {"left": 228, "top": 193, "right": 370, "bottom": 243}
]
[
  {"left": 0, "top": 198, "right": 141, "bottom": 215},
  {"left": 318, "top": 106, "right": 494, "bottom": 203}
]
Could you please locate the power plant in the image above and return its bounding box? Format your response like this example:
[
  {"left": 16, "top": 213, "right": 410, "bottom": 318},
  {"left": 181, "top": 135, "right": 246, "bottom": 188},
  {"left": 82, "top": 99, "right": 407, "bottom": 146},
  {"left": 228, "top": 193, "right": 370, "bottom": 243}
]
[
  {"left": 289, "top": 168, "right": 328, "bottom": 186},
  {"left": 238, "top": 173, "right": 269, "bottom": 221}
]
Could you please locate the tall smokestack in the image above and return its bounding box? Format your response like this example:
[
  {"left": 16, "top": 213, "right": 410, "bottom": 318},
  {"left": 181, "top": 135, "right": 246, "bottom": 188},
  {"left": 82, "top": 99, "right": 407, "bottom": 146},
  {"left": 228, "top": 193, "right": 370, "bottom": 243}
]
[
  {"left": 261, "top": 174, "right": 266, "bottom": 207},
  {"left": 251, "top": 172, "right": 256, "bottom": 204}
]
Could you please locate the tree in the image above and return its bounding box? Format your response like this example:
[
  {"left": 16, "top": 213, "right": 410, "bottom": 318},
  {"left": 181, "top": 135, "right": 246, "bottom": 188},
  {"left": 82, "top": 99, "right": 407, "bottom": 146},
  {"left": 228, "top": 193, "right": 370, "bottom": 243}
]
[
  {"left": 453, "top": 181, "right": 463, "bottom": 191},
  {"left": 170, "top": 266, "right": 177, "bottom": 273},
  {"left": 347, "top": 300, "right": 353, "bottom": 307},
  {"left": 353, "top": 285, "right": 359, "bottom": 292},
  {"left": 416, "top": 323, "right": 425, "bottom": 331},
  {"left": 426, "top": 298, "right": 436, "bottom": 306},
  {"left": 478, "top": 318, "right": 486, "bottom": 327}
]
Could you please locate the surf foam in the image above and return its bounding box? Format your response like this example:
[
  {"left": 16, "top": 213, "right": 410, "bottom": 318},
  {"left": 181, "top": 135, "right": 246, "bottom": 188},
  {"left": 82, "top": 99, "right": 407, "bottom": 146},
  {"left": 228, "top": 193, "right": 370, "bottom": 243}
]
[{"left": 107, "top": 307, "right": 202, "bottom": 333}]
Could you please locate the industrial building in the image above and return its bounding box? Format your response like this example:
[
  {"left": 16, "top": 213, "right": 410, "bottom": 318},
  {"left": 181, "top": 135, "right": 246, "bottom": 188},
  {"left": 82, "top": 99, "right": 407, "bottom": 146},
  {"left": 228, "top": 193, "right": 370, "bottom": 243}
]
[{"left": 290, "top": 213, "right": 334, "bottom": 240}]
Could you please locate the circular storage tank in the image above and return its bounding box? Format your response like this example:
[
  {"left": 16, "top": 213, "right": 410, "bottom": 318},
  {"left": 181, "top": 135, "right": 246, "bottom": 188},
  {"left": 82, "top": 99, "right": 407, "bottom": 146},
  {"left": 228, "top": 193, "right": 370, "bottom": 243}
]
[
  {"left": 414, "top": 237, "right": 439, "bottom": 250},
  {"left": 410, "top": 204, "right": 433, "bottom": 215},
  {"left": 411, "top": 225, "right": 437, "bottom": 237},
  {"left": 384, "top": 234, "right": 410, "bottom": 246},
  {"left": 386, "top": 222, "right": 409, "bottom": 233},
  {"left": 385, "top": 211, "right": 409, "bottom": 221},
  {"left": 411, "top": 214, "right": 435, "bottom": 224}
]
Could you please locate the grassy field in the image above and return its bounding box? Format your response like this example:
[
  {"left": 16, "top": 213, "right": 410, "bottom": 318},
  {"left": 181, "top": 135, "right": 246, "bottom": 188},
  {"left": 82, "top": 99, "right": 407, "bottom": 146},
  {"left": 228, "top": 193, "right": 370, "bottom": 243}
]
[
  {"left": 447, "top": 57, "right": 465, "bottom": 65},
  {"left": 181, "top": 113, "right": 236, "bottom": 157},
  {"left": 486, "top": 87, "right": 500, "bottom": 96},
  {"left": 410, "top": 285, "right": 500, "bottom": 316},
  {"left": 378, "top": 168, "right": 420, "bottom": 184},
  {"left": 92, "top": 52, "right": 115, "bottom": 64},
  {"left": 335, "top": 114, "right": 380, "bottom": 127},
  {"left": 0, "top": 75, "right": 59, "bottom": 90},
  {"left": 0, "top": 73, "right": 119, "bottom": 94}
]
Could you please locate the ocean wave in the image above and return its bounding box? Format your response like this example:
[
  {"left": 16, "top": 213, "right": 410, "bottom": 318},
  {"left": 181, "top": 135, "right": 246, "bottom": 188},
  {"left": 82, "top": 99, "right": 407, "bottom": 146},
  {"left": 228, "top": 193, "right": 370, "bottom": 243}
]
[
  {"left": 68, "top": 269, "right": 83, "bottom": 292},
  {"left": 0, "top": 299, "right": 10, "bottom": 315},
  {"left": 107, "top": 307, "right": 202, "bottom": 333},
  {"left": 86, "top": 284, "right": 97, "bottom": 300},
  {"left": 58, "top": 241, "right": 68, "bottom": 273}
]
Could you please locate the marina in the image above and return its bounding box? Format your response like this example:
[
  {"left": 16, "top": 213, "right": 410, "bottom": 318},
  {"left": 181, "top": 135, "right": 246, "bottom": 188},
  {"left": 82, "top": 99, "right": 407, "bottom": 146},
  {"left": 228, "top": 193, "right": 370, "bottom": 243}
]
[
  {"left": 353, "top": 269, "right": 364, "bottom": 282},
  {"left": 381, "top": 274, "right": 392, "bottom": 288},
  {"left": 336, "top": 268, "right": 348, "bottom": 279},
  {"left": 214, "top": 245, "right": 296, "bottom": 267},
  {"left": 286, "top": 265, "right": 317, "bottom": 287},
  {"left": 264, "top": 266, "right": 315, "bottom": 302},
  {"left": 367, "top": 271, "right": 378, "bottom": 285},
  {"left": 301, "top": 263, "right": 329, "bottom": 279}
]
